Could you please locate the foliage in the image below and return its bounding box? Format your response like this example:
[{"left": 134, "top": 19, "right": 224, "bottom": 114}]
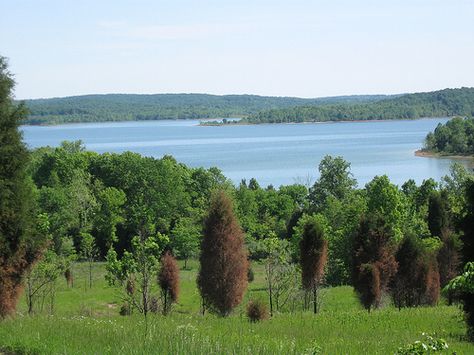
[
  {"left": 105, "top": 232, "right": 168, "bottom": 322},
  {"left": 0, "top": 56, "right": 48, "bottom": 317},
  {"left": 245, "top": 88, "right": 474, "bottom": 124},
  {"left": 309, "top": 155, "right": 357, "bottom": 212},
  {"left": 197, "top": 191, "right": 248, "bottom": 316},
  {"left": 424, "top": 116, "right": 474, "bottom": 155},
  {"left": 445, "top": 262, "right": 474, "bottom": 296},
  {"left": 23, "top": 93, "right": 390, "bottom": 125},
  {"left": 395, "top": 333, "right": 449, "bottom": 354},
  {"left": 257, "top": 238, "right": 298, "bottom": 315},
  {"left": 170, "top": 217, "right": 200, "bottom": 269}
]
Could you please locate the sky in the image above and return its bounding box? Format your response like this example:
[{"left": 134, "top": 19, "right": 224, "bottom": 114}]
[{"left": 2, "top": 0, "right": 474, "bottom": 99}]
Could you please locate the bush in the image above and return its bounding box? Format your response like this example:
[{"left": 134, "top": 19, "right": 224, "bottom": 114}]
[
  {"left": 246, "top": 299, "right": 269, "bottom": 322},
  {"left": 247, "top": 267, "right": 254, "bottom": 283},
  {"left": 149, "top": 296, "right": 159, "bottom": 314},
  {"left": 119, "top": 303, "right": 131, "bottom": 316},
  {"left": 396, "top": 333, "right": 449, "bottom": 354}
]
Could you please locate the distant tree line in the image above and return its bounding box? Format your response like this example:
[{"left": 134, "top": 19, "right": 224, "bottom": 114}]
[
  {"left": 22, "top": 93, "right": 389, "bottom": 125},
  {"left": 423, "top": 116, "right": 474, "bottom": 155},
  {"left": 244, "top": 88, "right": 474, "bottom": 124}
]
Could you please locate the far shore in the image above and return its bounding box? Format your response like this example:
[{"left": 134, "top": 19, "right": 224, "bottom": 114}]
[
  {"left": 415, "top": 149, "right": 474, "bottom": 160},
  {"left": 22, "top": 116, "right": 452, "bottom": 128},
  {"left": 199, "top": 116, "right": 452, "bottom": 127}
]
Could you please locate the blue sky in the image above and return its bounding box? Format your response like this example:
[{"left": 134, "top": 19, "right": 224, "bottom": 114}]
[{"left": 2, "top": 0, "right": 474, "bottom": 99}]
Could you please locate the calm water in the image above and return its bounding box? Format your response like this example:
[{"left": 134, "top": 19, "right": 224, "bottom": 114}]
[{"left": 21, "top": 118, "right": 473, "bottom": 187}]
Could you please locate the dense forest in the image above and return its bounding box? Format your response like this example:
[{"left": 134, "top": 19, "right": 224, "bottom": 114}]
[
  {"left": 22, "top": 93, "right": 389, "bottom": 125},
  {"left": 423, "top": 116, "right": 474, "bottom": 155},
  {"left": 243, "top": 88, "right": 474, "bottom": 124},
  {"left": 22, "top": 143, "right": 473, "bottom": 292}
]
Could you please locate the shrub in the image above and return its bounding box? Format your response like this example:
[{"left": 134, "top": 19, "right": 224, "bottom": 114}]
[
  {"left": 149, "top": 296, "right": 159, "bottom": 314},
  {"left": 247, "top": 267, "right": 254, "bottom": 283},
  {"left": 246, "top": 299, "right": 269, "bottom": 322},
  {"left": 396, "top": 333, "right": 449, "bottom": 354},
  {"left": 119, "top": 303, "right": 131, "bottom": 316}
]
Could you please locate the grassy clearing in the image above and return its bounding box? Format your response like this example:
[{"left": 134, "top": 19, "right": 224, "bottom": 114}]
[{"left": 0, "top": 261, "right": 472, "bottom": 354}]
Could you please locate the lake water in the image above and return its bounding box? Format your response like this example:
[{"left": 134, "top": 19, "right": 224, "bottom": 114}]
[{"left": 21, "top": 118, "right": 473, "bottom": 187}]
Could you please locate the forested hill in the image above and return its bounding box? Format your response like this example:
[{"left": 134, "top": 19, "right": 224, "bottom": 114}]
[
  {"left": 22, "top": 93, "right": 390, "bottom": 125},
  {"left": 243, "top": 87, "right": 474, "bottom": 124},
  {"left": 422, "top": 116, "right": 474, "bottom": 156}
]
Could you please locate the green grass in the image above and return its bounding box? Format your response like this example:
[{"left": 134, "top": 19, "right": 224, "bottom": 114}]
[{"left": 0, "top": 261, "right": 473, "bottom": 354}]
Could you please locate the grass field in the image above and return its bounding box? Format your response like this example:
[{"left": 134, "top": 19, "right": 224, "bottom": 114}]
[{"left": 0, "top": 261, "right": 472, "bottom": 354}]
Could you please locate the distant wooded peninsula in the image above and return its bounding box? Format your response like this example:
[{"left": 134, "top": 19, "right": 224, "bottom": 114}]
[{"left": 21, "top": 87, "right": 474, "bottom": 125}]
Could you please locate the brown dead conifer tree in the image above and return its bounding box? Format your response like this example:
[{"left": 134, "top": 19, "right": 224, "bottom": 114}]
[
  {"left": 300, "top": 216, "right": 328, "bottom": 314},
  {"left": 0, "top": 56, "right": 46, "bottom": 318},
  {"left": 197, "top": 190, "right": 248, "bottom": 316},
  {"left": 352, "top": 214, "right": 398, "bottom": 311},
  {"left": 158, "top": 251, "right": 180, "bottom": 315}
]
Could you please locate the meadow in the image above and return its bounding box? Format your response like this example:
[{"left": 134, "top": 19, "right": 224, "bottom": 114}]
[{"left": 0, "top": 262, "right": 473, "bottom": 354}]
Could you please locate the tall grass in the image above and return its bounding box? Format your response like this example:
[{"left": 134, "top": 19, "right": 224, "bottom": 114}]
[{"left": 0, "top": 262, "right": 472, "bottom": 354}]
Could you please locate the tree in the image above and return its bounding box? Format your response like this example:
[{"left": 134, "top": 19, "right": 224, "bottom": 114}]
[
  {"left": 94, "top": 186, "right": 126, "bottom": 257},
  {"left": 170, "top": 217, "right": 200, "bottom": 269},
  {"left": 352, "top": 214, "right": 398, "bottom": 311},
  {"left": 452, "top": 180, "right": 474, "bottom": 340},
  {"left": 391, "top": 234, "right": 441, "bottom": 309},
  {"left": 197, "top": 190, "right": 248, "bottom": 316},
  {"left": 0, "top": 56, "right": 47, "bottom": 318},
  {"left": 80, "top": 232, "right": 98, "bottom": 289},
  {"left": 365, "top": 175, "right": 406, "bottom": 242},
  {"left": 106, "top": 230, "right": 168, "bottom": 333},
  {"left": 299, "top": 215, "right": 328, "bottom": 314},
  {"left": 445, "top": 262, "right": 474, "bottom": 340},
  {"left": 158, "top": 251, "right": 179, "bottom": 315},
  {"left": 427, "top": 191, "right": 451, "bottom": 238},
  {"left": 309, "top": 155, "right": 356, "bottom": 212},
  {"left": 258, "top": 237, "right": 296, "bottom": 316}
]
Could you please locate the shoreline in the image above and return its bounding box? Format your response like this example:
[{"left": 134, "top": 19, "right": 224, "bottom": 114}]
[
  {"left": 199, "top": 116, "right": 452, "bottom": 127},
  {"left": 414, "top": 149, "right": 474, "bottom": 160},
  {"left": 22, "top": 116, "right": 452, "bottom": 128}
]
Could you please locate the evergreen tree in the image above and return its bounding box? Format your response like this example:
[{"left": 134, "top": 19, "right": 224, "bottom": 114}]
[
  {"left": 0, "top": 56, "right": 46, "bottom": 318},
  {"left": 461, "top": 180, "right": 474, "bottom": 339},
  {"left": 197, "top": 190, "right": 248, "bottom": 316},
  {"left": 352, "top": 214, "right": 398, "bottom": 311},
  {"left": 158, "top": 251, "right": 179, "bottom": 315},
  {"left": 299, "top": 216, "right": 328, "bottom": 313}
]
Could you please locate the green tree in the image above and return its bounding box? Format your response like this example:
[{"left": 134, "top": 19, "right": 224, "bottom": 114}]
[
  {"left": 0, "top": 56, "right": 47, "bottom": 318},
  {"left": 258, "top": 237, "right": 295, "bottom": 316},
  {"left": 80, "top": 232, "right": 98, "bottom": 289},
  {"left": 309, "top": 155, "right": 356, "bottom": 211},
  {"left": 170, "top": 217, "right": 200, "bottom": 269},
  {"left": 94, "top": 186, "right": 126, "bottom": 256},
  {"left": 106, "top": 230, "right": 168, "bottom": 333}
]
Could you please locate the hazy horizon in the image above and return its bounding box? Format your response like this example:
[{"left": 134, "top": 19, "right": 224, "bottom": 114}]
[{"left": 2, "top": 0, "right": 474, "bottom": 100}]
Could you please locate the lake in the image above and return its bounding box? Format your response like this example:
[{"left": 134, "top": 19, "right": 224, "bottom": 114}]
[{"left": 21, "top": 118, "right": 473, "bottom": 187}]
